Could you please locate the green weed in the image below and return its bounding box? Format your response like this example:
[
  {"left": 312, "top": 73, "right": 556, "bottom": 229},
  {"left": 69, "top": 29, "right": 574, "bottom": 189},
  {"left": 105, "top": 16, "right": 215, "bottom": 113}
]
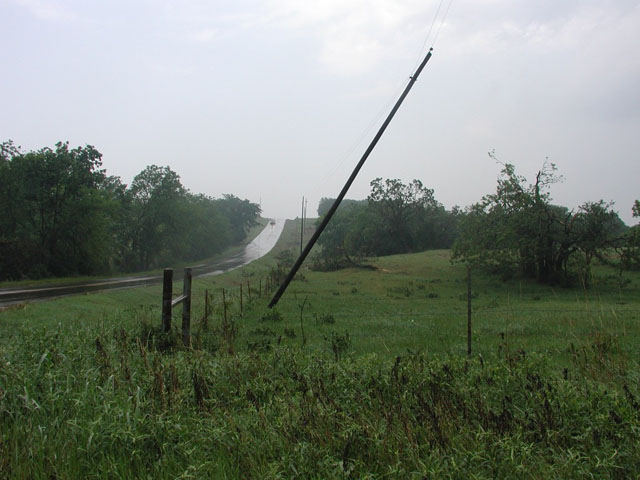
[{"left": 1, "top": 226, "right": 640, "bottom": 478}]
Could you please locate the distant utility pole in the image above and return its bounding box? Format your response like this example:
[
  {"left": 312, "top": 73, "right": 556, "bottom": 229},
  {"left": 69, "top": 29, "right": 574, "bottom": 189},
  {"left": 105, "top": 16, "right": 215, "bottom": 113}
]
[
  {"left": 268, "top": 48, "right": 435, "bottom": 308},
  {"left": 300, "top": 196, "right": 305, "bottom": 255}
]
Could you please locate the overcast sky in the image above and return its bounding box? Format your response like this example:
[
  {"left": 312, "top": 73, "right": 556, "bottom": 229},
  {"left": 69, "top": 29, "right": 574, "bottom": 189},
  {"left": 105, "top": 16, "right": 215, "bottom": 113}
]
[{"left": 1, "top": 0, "right": 639, "bottom": 223}]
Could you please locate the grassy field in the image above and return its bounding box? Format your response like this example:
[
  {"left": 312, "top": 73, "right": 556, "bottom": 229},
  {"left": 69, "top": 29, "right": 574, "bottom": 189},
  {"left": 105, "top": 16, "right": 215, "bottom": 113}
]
[{"left": 1, "top": 219, "right": 639, "bottom": 478}]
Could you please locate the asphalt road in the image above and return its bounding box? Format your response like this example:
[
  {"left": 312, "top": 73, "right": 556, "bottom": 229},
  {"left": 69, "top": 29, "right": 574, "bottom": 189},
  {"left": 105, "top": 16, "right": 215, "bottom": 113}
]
[{"left": 0, "top": 218, "right": 286, "bottom": 308}]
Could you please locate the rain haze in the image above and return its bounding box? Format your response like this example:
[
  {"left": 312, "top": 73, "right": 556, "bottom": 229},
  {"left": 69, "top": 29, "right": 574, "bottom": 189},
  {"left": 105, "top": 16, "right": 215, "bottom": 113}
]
[{"left": 1, "top": 0, "right": 639, "bottom": 224}]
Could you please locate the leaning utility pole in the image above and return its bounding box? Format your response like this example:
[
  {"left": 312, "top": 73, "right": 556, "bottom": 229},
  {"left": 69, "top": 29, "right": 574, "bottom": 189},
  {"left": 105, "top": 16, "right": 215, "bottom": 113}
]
[
  {"left": 300, "top": 196, "right": 305, "bottom": 256},
  {"left": 268, "top": 48, "right": 435, "bottom": 308}
]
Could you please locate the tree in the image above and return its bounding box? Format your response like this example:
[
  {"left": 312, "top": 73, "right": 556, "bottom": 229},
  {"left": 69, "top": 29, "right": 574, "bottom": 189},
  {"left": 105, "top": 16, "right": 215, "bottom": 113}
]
[
  {"left": 215, "top": 194, "right": 261, "bottom": 243},
  {"left": 0, "top": 141, "right": 111, "bottom": 279},
  {"left": 367, "top": 178, "right": 440, "bottom": 254},
  {"left": 1, "top": 140, "right": 264, "bottom": 279},
  {"left": 454, "top": 160, "right": 565, "bottom": 281},
  {"left": 181, "top": 193, "right": 232, "bottom": 261},
  {"left": 621, "top": 200, "right": 640, "bottom": 270},
  {"left": 314, "top": 200, "right": 369, "bottom": 270},
  {"left": 118, "top": 165, "right": 187, "bottom": 270},
  {"left": 314, "top": 178, "right": 458, "bottom": 270},
  {"left": 572, "top": 201, "right": 626, "bottom": 282},
  {"left": 453, "top": 158, "right": 626, "bottom": 284},
  {"left": 115, "top": 167, "right": 261, "bottom": 272},
  {"left": 317, "top": 198, "right": 366, "bottom": 218},
  {"left": 0, "top": 141, "right": 31, "bottom": 278}
]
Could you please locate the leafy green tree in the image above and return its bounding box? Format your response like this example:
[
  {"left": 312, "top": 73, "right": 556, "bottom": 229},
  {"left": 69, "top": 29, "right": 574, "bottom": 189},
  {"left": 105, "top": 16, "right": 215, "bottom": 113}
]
[
  {"left": 0, "top": 141, "right": 112, "bottom": 279},
  {"left": 0, "top": 141, "right": 30, "bottom": 278},
  {"left": 1, "top": 140, "right": 264, "bottom": 280},
  {"left": 118, "top": 165, "right": 187, "bottom": 270},
  {"left": 313, "top": 200, "right": 369, "bottom": 270},
  {"left": 181, "top": 194, "right": 232, "bottom": 261},
  {"left": 453, "top": 159, "right": 626, "bottom": 284},
  {"left": 367, "top": 178, "right": 439, "bottom": 254},
  {"left": 215, "top": 194, "right": 261, "bottom": 243},
  {"left": 314, "top": 179, "right": 458, "bottom": 270},
  {"left": 454, "top": 161, "right": 568, "bottom": 281},
  {"left": 317, "top": 198, "right": 365, "bottom": 218},
  {"left": 115, "top": 168, "right": 261, "bottom": 272},
  {"left": 621, "top": 200, "right": 640, "bottom": 270},
  {"left": 572, "top": 201, "right": 626, "bottom": 281}
]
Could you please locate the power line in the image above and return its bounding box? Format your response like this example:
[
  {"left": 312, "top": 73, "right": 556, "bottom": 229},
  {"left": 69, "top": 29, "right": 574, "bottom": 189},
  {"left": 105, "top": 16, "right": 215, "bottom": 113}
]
[
  {"left": 413, "top": 0, "right": 445, "bottom": 71},
  {"left": 431, "top": 0, "right": 454, "bottom": 49}
]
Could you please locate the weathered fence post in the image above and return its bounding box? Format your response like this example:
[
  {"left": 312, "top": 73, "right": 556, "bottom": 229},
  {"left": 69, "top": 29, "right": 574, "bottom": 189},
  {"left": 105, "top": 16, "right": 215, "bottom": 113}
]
[
  {"left": 162, "top": 267, "right": 193, "bottom": 343},
  {"left": 182, "top": 267, "right": 192, "bottom": 347},
  {"left": 259, "top": 279, "right": 262, "bottom": 298},
  {"left": 240, "top": 283, "right": 243, "bottom": 315},
  {"left": 247, "top": 280, "right": 251, "bottom": 301},
  {"left": 162, "top": 268, "right": 173, "bottom": 333},
  {"left": 467, "top": 265, "right": 472, "bottom": 356}
]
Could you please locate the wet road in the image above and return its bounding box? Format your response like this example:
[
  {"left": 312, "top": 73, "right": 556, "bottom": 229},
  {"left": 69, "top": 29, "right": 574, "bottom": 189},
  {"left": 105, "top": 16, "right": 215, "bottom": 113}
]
[{"left": 0, "top": 218, "right": 286, "bottom": 308}]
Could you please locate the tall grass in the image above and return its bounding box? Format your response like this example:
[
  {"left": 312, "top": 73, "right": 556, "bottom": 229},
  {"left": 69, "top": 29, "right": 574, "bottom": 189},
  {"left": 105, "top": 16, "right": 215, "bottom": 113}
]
[
  {"left": 2, "top": 326, "right": 639, "bottom": 477},
  {"left": 1, "top": 220, "right": 639, "bottom": 478}
]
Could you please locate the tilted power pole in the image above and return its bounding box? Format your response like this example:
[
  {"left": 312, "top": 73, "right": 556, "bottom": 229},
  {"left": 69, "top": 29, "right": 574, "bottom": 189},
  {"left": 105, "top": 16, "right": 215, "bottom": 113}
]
[{"left": 268, "top": 49, "right": 434, "bottom": 308}]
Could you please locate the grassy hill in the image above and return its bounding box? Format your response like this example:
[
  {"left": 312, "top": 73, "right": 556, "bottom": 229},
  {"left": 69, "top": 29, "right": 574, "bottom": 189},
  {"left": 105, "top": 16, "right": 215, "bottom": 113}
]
[{"left": 1, "top": 219, "right": 639, "bottom": 478}]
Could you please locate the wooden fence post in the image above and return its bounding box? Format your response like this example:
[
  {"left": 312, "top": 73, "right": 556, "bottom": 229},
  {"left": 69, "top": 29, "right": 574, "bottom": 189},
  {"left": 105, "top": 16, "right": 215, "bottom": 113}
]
[
  {"left": 467, "top": 265, "right": 472, "bottom": 357},
  {"left": 182, "top": 267, "right": 192, "bottom": 346},
  {"left": 240, "top": 283, "right": 243, "bottom": 315},
  {"left": 247, "top": 280, "right": 251, "bottom": 301},
  {"left": 162, "top": 268, "right": 173, "bottom": 333}
]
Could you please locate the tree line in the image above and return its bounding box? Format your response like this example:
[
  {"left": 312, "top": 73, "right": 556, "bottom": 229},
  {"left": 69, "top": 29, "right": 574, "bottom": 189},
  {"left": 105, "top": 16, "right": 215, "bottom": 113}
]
[
  {"left": 0, "top": 141, "right": 260, "bottom": 281},
  {"left": 314, "top": 178, "right": 459, "bottom": 270},
  {"left": 314, "top": 159, "right": 639, "bottom": 285}
]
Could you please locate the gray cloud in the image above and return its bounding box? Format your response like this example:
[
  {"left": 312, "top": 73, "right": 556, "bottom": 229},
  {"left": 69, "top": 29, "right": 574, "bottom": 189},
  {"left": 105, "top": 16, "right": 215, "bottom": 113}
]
[{"left": 1, "top": 0, "right": 638, "bottom": 224}]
